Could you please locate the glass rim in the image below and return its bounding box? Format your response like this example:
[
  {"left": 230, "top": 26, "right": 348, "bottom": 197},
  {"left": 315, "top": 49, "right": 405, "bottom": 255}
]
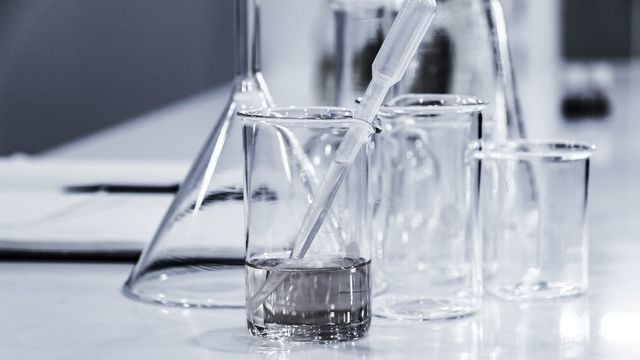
[
  {"left": 472, "top": 140, "right": 596, "bottom": 161},
  {"left": 238, "top": 106, "right": 375, "bottom": 131},
  {"left": 379, "top": 94, "right": 489, "bottom": 117}
]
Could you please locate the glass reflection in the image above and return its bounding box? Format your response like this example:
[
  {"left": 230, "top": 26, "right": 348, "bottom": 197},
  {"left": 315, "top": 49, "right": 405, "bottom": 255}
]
[
  {"left": 600, "top": 312, "right": 640, "bottom": 343},
  {"left": 482, "top": 298, "right": 590, "bottom": 359},
  {"left": 365, "top": 317, "right": 481, "bottom": 359}
]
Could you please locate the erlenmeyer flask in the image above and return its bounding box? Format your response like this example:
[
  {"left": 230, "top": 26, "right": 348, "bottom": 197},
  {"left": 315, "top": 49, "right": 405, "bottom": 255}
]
[{"left": 123, "top": 0, "right": 274, "bottom": 308}]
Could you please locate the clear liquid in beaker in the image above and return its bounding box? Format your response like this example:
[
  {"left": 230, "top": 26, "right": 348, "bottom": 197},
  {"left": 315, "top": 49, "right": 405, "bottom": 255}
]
[{"left": 246, "top": 257, "right": 371, "bottom": 342}]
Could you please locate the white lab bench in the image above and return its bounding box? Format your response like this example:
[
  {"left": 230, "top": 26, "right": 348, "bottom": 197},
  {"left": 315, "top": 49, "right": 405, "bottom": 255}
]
[{"left": 2, "top": 79, "right": 640, "bottom": 359}]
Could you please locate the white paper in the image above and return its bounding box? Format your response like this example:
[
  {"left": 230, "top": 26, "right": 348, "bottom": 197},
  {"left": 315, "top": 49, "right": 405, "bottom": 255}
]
[{"left": 0, "top": 158, "right": 188, "bottom": 254}]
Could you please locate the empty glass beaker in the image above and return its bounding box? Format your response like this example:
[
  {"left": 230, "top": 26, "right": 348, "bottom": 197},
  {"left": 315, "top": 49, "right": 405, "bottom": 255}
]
[
  {"left": 371, "top": 94, "right": 486, "bottom": 320},
  {"left": 476, "top": 140, "right": 595, "bottom": 301},
  {"left": 241, "top": 107, "right": 372, "bottom": 342},
  {"left": 123, "top": 0, "right": 274, "bottom": 308}
]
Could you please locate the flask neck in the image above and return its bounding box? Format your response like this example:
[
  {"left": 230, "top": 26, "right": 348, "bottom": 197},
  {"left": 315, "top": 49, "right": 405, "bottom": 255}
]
[{"left": 235, "top": 0, "right": 262, "bottom": 78}]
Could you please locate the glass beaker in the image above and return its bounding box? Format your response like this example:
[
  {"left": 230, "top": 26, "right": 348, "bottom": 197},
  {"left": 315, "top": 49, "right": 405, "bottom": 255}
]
[
  {"left": 325, "top": 0, "right": 525, "bottom": 141},
  {"left": 371, "top": 94, "right": 486, "bottom": 320},
  {"left": 241, "top": 107, "right": 372, "bottom": 342},
  {"left": 330, "top": 0, "right": 391, "bottom": 107},
  {"left": 123, "top": 0, "right": 274, "bottom": 308},
  {"left": 393, "top": 0, "right": 524, "bottom": 141},
  {"left": 476, "top": 141, "right": 595, "bottom": 301}
]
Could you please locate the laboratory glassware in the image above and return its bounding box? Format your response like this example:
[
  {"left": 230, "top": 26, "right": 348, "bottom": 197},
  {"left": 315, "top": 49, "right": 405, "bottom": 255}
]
[
  {"left": 245, "top": 0, "right": 437, "bottom": 314},
  {"left": 476, "top": 140, "right": 594, "bottom": 301},
  {"left": 241, "top": 107, "right": 372, "bottom": 342},
  {"left": 391, "top": 0, "right": 523, "bottom": 141},
  {"left": 123, "top": 0, "right": 273, "bottom": 308},
  {"left": 328, "top": 0, "right": 525, "bottom": 141},
  {"left": 372, "top": 94, "right": 486, "bottom": 320},
  {"left": 331, "top": 0, "right": 392, "bottom": 107}
]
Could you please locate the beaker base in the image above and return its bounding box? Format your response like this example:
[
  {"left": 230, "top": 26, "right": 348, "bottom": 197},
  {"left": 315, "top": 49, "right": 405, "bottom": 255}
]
[
  {"left": 373, "top": 296, "right": 478, "bottom": 321},
  {"left": 488, "top": 281, "right": 586, "bottom": 302},
  {"left": 247, "top": 319, "right": 370, "bottom": 342},
  {"left": 124, "top": 261, "right": 245, "bottom": 308}
]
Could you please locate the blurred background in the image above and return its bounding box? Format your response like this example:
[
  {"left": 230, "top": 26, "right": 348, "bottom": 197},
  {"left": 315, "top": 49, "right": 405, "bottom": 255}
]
[{"left": 0, "top": 0, "right": 638, "bottom": 156}]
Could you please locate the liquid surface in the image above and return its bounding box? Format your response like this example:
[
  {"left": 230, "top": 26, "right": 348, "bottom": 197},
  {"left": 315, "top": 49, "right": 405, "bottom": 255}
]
[{"left": 246, "top": 257, "right": 371, "bottom": 342}]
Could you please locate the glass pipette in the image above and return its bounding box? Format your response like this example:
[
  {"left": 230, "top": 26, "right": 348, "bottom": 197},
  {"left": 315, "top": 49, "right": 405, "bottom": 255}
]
[{"left": 248, "top": 0, "right": 437, "bottom": 313}]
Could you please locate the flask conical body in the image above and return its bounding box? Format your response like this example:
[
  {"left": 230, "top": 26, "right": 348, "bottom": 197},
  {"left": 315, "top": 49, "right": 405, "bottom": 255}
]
[{"left": 123, "top": 75, "right": 273, "bottom": 307}]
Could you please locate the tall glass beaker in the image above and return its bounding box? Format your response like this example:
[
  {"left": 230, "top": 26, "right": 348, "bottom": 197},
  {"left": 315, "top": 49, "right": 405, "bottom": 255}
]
[
  {"left": 331, "top": 0, "right": 391, "bottom": 107},
  {"left": 123, "top": 0, "right": 273, "bottom": 308},
  {"left": 395, "top": 0, "right": 524, "bottom": 141},
  {"left": 327, "top": 0, "right": 525, "bottom": 141}
]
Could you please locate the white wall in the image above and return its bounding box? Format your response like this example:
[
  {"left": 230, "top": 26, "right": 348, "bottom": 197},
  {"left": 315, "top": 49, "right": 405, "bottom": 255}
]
[{"left": 261, "top": 0, "right": 328, "bottom": 106}]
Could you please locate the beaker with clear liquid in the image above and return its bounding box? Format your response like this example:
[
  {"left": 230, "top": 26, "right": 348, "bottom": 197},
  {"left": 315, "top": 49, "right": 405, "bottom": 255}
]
[{"left": 241, "top": 107, "right": 373, "bottom": 342}]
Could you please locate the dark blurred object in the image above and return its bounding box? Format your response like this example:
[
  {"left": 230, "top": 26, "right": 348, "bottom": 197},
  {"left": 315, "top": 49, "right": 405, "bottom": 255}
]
[
  {"left": 64, "top": 184, "right": 180, "bottom": 194},
  {"left": 561, "top": 63, "right": 614, "bottom": 121},
  {"left": 562, "top": 93, "right": 611, "bottom": 120},
  {"left": 405, "top": 28, "right": 454, "bottom": 94},
  {"left": 562, "top": 0, "right": 633, "bottom": 60},
  {"left": 0, "top": 0, "right": 234, "bottom": 155},
  {"left": 351, "top": 16, "right": 385, "bottom": 96}
]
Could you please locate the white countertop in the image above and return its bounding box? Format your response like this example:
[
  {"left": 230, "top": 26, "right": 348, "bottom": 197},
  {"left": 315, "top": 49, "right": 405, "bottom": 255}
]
[
  {"left": 1, "top": 231, "right": 639, "bottom": 360},
  {"left": 3, "top": 78, "right": 640, "bottom": 358}
]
